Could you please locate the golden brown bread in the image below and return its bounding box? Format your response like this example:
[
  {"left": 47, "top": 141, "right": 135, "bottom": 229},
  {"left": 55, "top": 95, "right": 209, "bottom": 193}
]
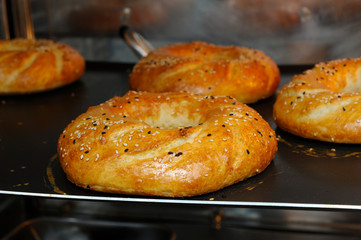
[
  {"left": 0, "top": 39, "right": 85, "bottom": 94},
  {"left": 129, "top": 41, "right": 280, "bottom": 104},
  {"left": 58, "top": 91, "right": 277, "bottom": 197},
  {"left": 273, "top": 57, "right": 361, "bottom": 143}
]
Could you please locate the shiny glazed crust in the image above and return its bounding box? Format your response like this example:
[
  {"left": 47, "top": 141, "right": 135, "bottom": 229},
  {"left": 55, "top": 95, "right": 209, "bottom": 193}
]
[
  {"left": 273, "top": 57, "right": 361, "bottom": 143},
  {"left": 129, "top": 41, "right": 280, "bottom": 104},
  {"left": 58, "top": 91, "right": 277, "bottom": 197},
  {"left": 0, "top": 39, "right": 85, "bottom": 94}
]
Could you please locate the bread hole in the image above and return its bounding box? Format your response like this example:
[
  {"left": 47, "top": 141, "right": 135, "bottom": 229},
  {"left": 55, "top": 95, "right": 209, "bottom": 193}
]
[{"left": 141, "top": 102, "right": 204, "bottom": 129}]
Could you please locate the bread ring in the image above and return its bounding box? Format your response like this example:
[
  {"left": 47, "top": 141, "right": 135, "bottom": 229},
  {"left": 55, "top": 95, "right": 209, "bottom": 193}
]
[
  {"left": 58, "top": 91, "right": 277, "bottom": 197},
  {"left": 273, "top": 57, "right": 361, "bottom": 143},
  {"left": 0, "top": 39, "right": 85, "bottom": 94},
  {"left": 129, "top": 41, "right": 280, "bottom": 104}
]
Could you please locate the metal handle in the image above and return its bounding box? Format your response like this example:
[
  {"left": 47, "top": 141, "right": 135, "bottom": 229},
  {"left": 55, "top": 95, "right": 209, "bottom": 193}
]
[
  {"left": 119, "top": 25, "right": 154, "bottom": 58},
  {"left": 118, "top": 7, "right": 154, "bottom": 58}
]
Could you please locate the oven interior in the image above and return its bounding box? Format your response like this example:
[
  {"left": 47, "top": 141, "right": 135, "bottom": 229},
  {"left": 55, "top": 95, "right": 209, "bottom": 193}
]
[{"left": 1, "top": 0, "right": 361, "bottom": 239}]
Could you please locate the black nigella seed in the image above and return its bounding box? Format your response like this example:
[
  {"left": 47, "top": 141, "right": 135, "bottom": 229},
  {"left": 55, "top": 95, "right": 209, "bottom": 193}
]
[
  {"left": 207, "top": 134, "right": 212, "bottom": 137},
  {"left": 124, "top": 149, "right": 129, "bottom": 152},
  {"left": 245, "top": 112, "right": 249, "bottom": 116},
  {"left": 104, "top": 126, "right": 108, "bottom": 129},
  {"left": 232, "top": 102, "right": 236, "bottom": 105},
  {"left": 113, "top": 105, "right": 116, "bottom": 108},
  {"left": 175, "top": 152, "right": 183, "bottom": 157},
  {"left": 106, "top": 118, "right": 110, "bottom": 120},
  {"left": 73, "top": 140, "right": 76, "bottom": 144},
  {"left": 222, "top": 124, "right": 226, "bottom": 127},
  {"left": 246, "top": 149, "right": 250, "bottom": 154},
  {"left": 102, "top": 113, "right": 106, "bottom": 115},
  {"left": 168, "top": 152, "right": 173, "bottom": 155},
  {"left": 86, "top": 117, "right": 91, "bottom": 120},
  {"left": 85, "top": 151, "right": 89, "bottom": 154},
  {"left": 127, "top": 101, "right": 131, "bottom": 104},
  {"left": 123, "top": 115, "right": 127, "bottom": 118},
  {"left": 343, "top": 107, "right": 346, "bottom": 111},
  {"left": 63, "top": 135, "right": 66, "bottom": 138},
  {"left": 86, "top": 185, "right": 90, "bottom": 189},
  {"left": 229, "top": 113, "right": 234, "bottom": 116},
  {"left": 148, "top": 131, "right": 151, "bottom": 134},
  {"left": 102, "top": 131, "right": 106, "bottom": 134},
  {"left": 254, "top": 118, "right": 258, "bottom": 121}
]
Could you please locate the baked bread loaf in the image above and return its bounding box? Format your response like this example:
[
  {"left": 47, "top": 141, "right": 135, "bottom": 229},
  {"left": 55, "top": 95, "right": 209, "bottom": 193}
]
[
  {"left": 129, "top": 41, "right": 280, "bottom": 104},
  {"left": 58, "top": 91, "right": 277, "bottom": 197},
  {"left": 273, "top": 57, "right": 361, "bottom": 143},
  {"left": 0, "top": 39, "right": 85, "bottom": 94}
]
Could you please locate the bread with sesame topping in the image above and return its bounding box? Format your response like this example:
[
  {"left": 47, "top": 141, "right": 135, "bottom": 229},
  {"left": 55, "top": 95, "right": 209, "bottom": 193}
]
[
  {"left": 58, "top": 91, "right": 277, "bottom": 197},
  {"left": 273, "top": 57, "right": 361, "bottom": 143},
  {"left": 129, "top": 41, "right": 280, "bottom": 104},
  {"left": 0, "top": 39, "right": 85, "bottom": 94}
]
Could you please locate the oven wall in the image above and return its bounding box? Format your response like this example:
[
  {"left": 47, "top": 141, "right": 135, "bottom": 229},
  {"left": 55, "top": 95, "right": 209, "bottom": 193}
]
[{"left": 2, "top": 0, "right": 361, "bottom": 64}]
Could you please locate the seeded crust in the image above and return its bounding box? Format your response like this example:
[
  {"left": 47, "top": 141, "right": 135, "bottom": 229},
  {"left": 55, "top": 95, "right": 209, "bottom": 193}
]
[
  {"left": 0, "top": 39, "right": 85, "bottom": 94},
  {"left": 273, "top": 57, "right": 361, "bottom": 143},
  {"left": 58, "top": 91, "right": 278, "bottom": 197},
  {"left": 129, "top": 41, "right": 280, "bottom": 104}
]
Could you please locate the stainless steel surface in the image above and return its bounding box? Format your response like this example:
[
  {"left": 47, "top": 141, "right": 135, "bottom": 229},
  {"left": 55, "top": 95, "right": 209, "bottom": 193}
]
[{"left": 1, "top": 63, "right": 361, "bottom": 210}]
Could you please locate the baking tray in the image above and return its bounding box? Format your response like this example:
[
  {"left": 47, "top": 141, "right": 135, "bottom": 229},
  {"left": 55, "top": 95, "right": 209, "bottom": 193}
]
[{"left": 1, "top": 62, "right": 361, "bottom": 210}]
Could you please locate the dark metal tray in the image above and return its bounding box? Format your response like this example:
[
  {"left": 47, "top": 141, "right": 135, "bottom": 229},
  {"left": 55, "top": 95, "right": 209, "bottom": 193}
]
[{"left": 1, "top": 62, "right": 361, "bottom": 210}]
